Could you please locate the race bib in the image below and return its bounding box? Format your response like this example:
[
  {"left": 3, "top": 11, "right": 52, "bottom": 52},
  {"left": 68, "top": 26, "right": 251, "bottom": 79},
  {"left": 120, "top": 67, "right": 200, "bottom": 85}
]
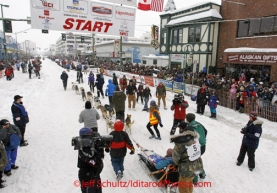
[{"left": 185, "top": 139, "right": 201, "bottom": 161}]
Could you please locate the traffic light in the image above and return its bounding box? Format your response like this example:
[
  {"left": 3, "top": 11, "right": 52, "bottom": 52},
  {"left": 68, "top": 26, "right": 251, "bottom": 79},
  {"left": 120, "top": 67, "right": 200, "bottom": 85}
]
[
  {"left": 81, "top": 36, "right": 85, "bottom": 43},
  {"left": 4, "top": 20, "right": 12, "bottom": 33},
  {"left": 62, "top": 33, "right": 66, "bottom": 41}
]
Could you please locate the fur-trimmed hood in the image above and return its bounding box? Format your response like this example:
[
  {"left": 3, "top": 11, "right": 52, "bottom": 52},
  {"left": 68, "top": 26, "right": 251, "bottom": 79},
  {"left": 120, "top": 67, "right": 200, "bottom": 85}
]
[
  {"left": 253, "top": 119, "right": 263, "bottom": 125},
  {"left": 170, "top": 130, "right": 199, "bottom": 145}
]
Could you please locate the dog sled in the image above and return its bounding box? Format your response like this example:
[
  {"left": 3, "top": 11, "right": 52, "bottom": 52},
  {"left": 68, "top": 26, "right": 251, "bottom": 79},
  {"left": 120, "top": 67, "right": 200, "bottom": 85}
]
[{"left": 133, "top": 139, "right": 179, "bottom": 193}]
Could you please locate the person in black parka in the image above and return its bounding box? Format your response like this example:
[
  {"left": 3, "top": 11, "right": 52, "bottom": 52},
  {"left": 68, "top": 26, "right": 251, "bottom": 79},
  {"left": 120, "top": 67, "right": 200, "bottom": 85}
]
[
  {"left": 237, "top": 112, "right": 263, "bottom": 171},
  {"left": 112, "top": 73, "right": 118, "bottom": 86},
  {"left": 78, "top": 128, "right": 104, "bottom": 193},
  {"left": 95, "top": 74, "right": 105, "bottom": 98},
  {"left": 60, "top": 71, "right": 68, "bottom": 91},
  {"left": 196, "top": 83, "right": 209, "bottom": 115}
]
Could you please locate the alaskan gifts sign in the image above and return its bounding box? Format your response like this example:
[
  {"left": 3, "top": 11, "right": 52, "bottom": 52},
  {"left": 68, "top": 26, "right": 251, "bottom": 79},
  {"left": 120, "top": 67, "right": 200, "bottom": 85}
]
[
  {"left": 227, "top": 54, "right": 277, "bottom": 64},
  {"left": 30, "top": 0, "right": 136, "bottom": 36}
]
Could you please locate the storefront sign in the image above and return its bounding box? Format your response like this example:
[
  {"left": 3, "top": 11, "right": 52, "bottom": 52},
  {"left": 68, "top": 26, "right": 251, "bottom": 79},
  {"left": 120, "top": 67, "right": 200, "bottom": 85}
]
[
  {"left": 30, "top": 0, "right": 136, "bottom": 36},
  {"left": 227, "top": 54, "right": 277, "bottom": 64}
]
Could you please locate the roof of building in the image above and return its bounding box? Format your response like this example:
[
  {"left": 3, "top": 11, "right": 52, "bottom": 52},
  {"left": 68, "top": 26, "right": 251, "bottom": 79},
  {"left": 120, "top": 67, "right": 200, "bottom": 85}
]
[
  {"left": 166, "top": 8, "right": 222, "bottom": 26},
  {"left": 224, "top": 47, "right": 277, "bottom": 53}
]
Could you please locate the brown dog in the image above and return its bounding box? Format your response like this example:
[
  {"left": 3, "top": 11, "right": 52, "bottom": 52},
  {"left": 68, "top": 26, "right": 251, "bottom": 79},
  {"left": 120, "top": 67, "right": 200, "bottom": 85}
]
[
  {"left": 97, "top": 104, "right": 108, "bottom": 119},
  {"left": 74, "top": 85, "right": 79, "bottom": 95},
  {"left": 125, "top": 114, "right": 134, "bottom": 134}
]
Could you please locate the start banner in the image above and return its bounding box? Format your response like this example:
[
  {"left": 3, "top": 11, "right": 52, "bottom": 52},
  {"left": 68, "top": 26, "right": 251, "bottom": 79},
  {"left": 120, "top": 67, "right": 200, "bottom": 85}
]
[{"left": 30, "top": 0, "right": 136, "bottom": 36}]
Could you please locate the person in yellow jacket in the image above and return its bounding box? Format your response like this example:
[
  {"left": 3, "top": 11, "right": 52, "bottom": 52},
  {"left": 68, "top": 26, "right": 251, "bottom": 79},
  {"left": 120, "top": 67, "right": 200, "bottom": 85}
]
[{"left": 146, "top": 100, "right": 163, "bottom": 140}]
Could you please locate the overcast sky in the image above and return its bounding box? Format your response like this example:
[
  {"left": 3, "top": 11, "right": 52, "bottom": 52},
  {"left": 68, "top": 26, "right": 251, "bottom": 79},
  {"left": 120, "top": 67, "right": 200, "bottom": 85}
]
[{"left": 0, "top": 0, "right": 221, "bottom": 50}]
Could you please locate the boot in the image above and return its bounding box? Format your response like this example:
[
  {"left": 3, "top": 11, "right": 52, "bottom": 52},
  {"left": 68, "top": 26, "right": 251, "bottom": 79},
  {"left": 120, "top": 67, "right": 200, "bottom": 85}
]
[
  {"left": 149, "top": 135, "right": 156, "bottom": 139},
  {"left": 213, "top": 113, "right": 217, "bottom": 118},
  {"left": 209, "top": 113, "right": 213, "bottom": 118}
]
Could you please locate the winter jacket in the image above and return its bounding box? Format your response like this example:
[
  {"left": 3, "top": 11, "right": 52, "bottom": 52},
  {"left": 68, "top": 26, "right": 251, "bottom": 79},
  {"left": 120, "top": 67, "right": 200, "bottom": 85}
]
[
  {"left": 229, "top": 84, "right": 237, "bottom": 99},
  {"left": 105, "top": 79, "right": 116, "bottom": 97},
  {"left": 65, "top": 64, "right": 70, "bottom": 69},
  {"left": 155, "top": 157, "right": 174, "bottom": 170},
  {"left": 0, "top": 124, "right": 22, "bottom": 148},
  {"left": 137, "top": 85, "right": 144, "bottom": 94},
  {"left": 188, "top": 120, "right": 206, "bottom": 146},
  {"left": 171, "top": 100, "right": 189, "bottom": 120},
  {"left": 126, "top": 84, "right": 137, "bottom": 95},
  {"left": 242, "top": 119, "right": 263, "bottom": 149},
  {"left": 5, "top": 68, "right": 12, "bottom": 76},
  {"left": 0, "top": 141, "right": 8, "bottom": 171},
  {"left": 171, "top": 130, "right": 203, "bottom": 178},
  {"left": 88, "top": 74, "right": 94, "bottom": 83},
  {"left": 176, "top": 74, "right": 183, "bottom": 82},
  {"left": 11, "top": 102, "right": 29, "bottom": 126},
  {"left": 112, "top": 91, "right": 126, "bottom": 112},
  {"left": 95, "top": 75, "right": 104, "bottom": 89},
  {"left": 156, "top": 84, "right": 166, "bottom": 96},
  {"left": 108, "top": 126, "right": 134, "bottom": 158},
  {"left": 79, "top": 109, "right": 100, "bottom": 128},
  {"left": 77, "top": 133, "right": 104, "bottom": 176},
  {"left": 208, "top": 94, "right": 219, "bottom": 109},
  {"left": 149, "top": 110, "right": 162, "bottom": 125},
  {"left": 112, "top": 74, "right": 118, "bottom": 86},
  {"left": 143, "top": 88, "right": 152, "bottom": 98},
  {"left": 60, "top": 72, "right": 68, "bottom": 82},
  {"left": 262, "top": 91, "right": 273, "bottom": 103},
  {"left": 119, "top": 77, "right": 127, "bottom": 91},
  {"left": 196, "top": 88, "right": 209, "bottom": 105}
]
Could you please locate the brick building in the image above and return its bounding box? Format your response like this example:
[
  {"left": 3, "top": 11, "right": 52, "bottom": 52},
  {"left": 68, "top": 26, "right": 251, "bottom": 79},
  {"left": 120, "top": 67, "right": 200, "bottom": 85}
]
[{"left": 217, "top": 0, "right": 277, "bottom": 82}]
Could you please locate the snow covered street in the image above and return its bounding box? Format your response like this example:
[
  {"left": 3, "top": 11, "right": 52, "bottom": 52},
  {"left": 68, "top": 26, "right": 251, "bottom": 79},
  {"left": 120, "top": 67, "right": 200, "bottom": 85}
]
[{"left": 0, "top": 58, "right": 277, "bottom": 193}]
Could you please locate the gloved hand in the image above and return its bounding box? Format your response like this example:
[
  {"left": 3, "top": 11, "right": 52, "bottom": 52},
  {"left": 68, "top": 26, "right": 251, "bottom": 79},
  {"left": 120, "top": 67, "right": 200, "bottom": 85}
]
[
  {"left": 105, "top": 148, "right": 110, "bottom": 153},
  {"left": 172, "top": 99, "right": 177, "bottom": 105},
  {"left": 159, "top": 123, "right": 163, "bottom": 127},
  {"left": 214, "top": 104, "right": 217, "bottom": 108},
  {"left": 105, "top": 94, "right": 108, "bottom": 96},
  {"left": 88, "top": 159, "right": 96, "bottom": 166},
  {"left": 130, "top": 148, "right": 135, "bottom": 155},
  {"left": 240, "top": 128, "right": 247, "bottom": 134}
]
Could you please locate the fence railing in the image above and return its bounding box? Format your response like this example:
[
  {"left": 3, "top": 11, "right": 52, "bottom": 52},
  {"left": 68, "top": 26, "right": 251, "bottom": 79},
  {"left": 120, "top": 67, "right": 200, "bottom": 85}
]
[{"left": 215, "top": 90, "right": 277, "bottom": 122}]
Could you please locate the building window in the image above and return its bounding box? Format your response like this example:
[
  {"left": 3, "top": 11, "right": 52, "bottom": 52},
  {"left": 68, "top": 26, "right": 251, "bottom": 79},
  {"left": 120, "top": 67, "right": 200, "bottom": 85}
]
[
  {"left": 248, "top": 18, "right": 261, "bottom": 36},
  {"left": 162, "top": 32, "right": 166, "bottom": 44},
  {"left": 173, "top": 30, "right": 178, "bottom": 44},
  {"left": 179, "top": 29, "right": 183, "bottom": 43},
  {"left": 237, "top": 20, "right": 249, "bottom": 37},
  {"left": 153, "top": 59, "right": 157, "bottom": 64},
  {"left": 143, "top": 60, "right": 146, "bottom": 64},
  {"left": 260, "top": 16, "right": 275, "bottom": 35},
  {"left": 188, "top": 28, "right": 194, "bottom": 43},
  {"left": 195, "top": 27, "right": 201, "bottom": 42}
]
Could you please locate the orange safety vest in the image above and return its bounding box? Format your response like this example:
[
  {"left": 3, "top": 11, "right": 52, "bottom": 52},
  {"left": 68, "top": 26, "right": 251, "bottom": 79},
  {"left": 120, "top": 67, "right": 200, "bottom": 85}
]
[{"left": 149, "top": 110, "right": 160, "bottom": 125}]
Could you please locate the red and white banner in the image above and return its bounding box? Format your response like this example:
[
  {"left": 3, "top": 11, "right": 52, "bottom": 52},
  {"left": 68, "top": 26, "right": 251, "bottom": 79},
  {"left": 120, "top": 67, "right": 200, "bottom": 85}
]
[
  {"left": 138, "top": 0, "right": 164, "bottom": 12},
  {"left": 30, "top": 0, "right": 136, "bottom": 36}
]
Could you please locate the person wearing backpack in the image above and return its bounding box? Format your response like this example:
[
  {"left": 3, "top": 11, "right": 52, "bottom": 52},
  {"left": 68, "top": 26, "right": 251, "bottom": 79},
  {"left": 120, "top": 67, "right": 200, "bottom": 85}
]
[
  {"left": 0, "top": 140, "right": 8, "bottom": 188},
  {"left": 0, "top": 119, "right": 22, "bottom": 177},
  {"left": 186, "top": 113, "right": 207, "bottom": 185}
]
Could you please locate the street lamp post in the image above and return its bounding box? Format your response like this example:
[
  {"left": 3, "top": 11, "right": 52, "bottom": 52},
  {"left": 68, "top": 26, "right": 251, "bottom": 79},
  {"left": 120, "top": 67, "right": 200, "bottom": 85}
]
[
  {"left": 1, "top": 4, "right": 9, "bottom": 64},
  {"left": 182, "top": 44, "right": 193, "bottom": 95},
  {"left": 14, "top": 28, "right": 30, "bottom": 60}
]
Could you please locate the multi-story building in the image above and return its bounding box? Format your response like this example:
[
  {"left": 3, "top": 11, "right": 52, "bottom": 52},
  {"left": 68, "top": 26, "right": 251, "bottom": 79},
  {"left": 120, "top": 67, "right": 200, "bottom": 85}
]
[
  {"left": 217, "top": 0, "right": 277, "bottom": 82},
  {"left": 20, "top": 40, "right": 37, "bottom": 57},
  {"left": 159, "top": 2, "right": 222, "bottom": 72},
  {"left": 0, "top": 31, "right": 20, "bottom": 60}
]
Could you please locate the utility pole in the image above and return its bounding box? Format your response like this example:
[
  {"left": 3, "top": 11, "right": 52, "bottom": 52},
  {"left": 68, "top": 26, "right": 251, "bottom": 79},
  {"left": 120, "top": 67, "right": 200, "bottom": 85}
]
[
  {"left": 1, "top": 4, "right": 9, "bottom": 64},
  {"left": 92, "top": 33, "right": 95, "bottom": 65},
  {"left": 120, "top": 35, "right": 123, "bottom": 70}
]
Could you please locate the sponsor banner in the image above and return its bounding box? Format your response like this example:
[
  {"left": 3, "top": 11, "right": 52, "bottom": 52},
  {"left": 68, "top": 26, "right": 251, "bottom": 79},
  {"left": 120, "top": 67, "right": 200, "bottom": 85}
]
[
  {"left": 100, "top": 0, "right": 137, "bottom": 7},
  {"left": 30, "top": 0, "right": 136, "bottom": 36},
  {"left": 140, "top": 76, "right": 155, "bottom": 87},
  {"left": 226, "top": 54, "right": 277, "bottom": 64}
]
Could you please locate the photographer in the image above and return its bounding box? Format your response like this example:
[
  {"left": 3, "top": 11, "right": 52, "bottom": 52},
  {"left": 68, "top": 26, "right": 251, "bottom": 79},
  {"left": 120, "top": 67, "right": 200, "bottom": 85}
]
[
  {"left": 77, "top": 128, "right": 104, "bottom": 193},
  {"left": 170, "top": 93, "right": 189, "bottom": 135}
]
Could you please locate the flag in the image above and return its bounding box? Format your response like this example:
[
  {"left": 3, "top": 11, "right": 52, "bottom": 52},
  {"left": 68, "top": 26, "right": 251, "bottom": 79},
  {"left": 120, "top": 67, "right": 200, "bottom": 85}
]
[
  {"left": 138, "top": 0, "right": 151, "bottom": 11},
  {"left": 151, "top": 0, "right": 164, "bottom": 12}
]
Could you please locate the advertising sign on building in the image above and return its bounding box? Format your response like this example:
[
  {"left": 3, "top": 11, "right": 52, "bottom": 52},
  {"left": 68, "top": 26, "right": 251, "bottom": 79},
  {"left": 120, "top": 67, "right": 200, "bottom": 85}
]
[
  {"left": 100, "top": 0, "right": 137, "bottom": 7},
  {"left": 227, "top": 54, "right": 277, "bottom": 64},
  {"left": 30, "top": 0, "right": 136, "bottom": 36}
]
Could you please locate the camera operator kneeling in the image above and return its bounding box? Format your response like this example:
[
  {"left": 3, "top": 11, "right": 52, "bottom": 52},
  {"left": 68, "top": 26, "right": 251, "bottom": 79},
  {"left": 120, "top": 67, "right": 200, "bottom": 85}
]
[{"left": 77, "top": 128, "right": 105, "bottom": 193}]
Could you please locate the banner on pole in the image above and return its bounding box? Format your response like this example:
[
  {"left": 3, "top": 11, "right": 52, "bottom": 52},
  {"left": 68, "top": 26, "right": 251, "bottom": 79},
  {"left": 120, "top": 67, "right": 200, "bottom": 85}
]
[{"left": 30, "top": 0, "right": 136, "bottom": 36}]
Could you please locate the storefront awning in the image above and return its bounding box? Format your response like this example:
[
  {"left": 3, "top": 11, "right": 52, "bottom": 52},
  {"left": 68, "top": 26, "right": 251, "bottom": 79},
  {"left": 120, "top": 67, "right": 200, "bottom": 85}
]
[
  {"left": 166, "top": 9, "right": 222, "bottom": 27},
  {"left": 224, "top": 47, "right": 277, "bottom": 53}
]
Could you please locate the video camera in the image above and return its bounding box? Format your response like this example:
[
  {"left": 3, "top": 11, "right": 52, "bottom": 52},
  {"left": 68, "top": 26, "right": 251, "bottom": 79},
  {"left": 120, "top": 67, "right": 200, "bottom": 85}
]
[{"left": 72, "top": 133, "right": 113, "bottom": 151}]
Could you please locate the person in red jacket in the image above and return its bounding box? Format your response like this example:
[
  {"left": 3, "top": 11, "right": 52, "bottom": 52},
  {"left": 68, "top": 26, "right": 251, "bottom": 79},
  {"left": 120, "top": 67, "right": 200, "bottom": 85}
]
[
  {"left": 236, "top": 85, "right": 248, "bottom": 113},
  {"left": 105, "top": 120, "right": 134, "bottom": 180},
  {"left": 170, "top": 93, "right": 189, "bottom": 135},
  {"left": 4, "top": 66, "right": 13, "bottom": 81}
]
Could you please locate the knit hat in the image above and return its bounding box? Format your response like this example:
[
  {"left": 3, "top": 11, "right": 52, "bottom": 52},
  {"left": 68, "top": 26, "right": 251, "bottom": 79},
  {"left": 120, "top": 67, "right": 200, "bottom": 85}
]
[
  {"left": 79, "top": 127, "right": 92, "bottom": 135},
  {"left": 249, "top": 112, "right": 258, "bottom": 119},
  {"left": 85, "top": 101, "right": 92, "bottom": 109},
  {"left": 186, "top": 113, "right": 196, "bottom": 123},
  {"left": 166, "top": 148, "right": 173, "bottom": 157},
  {"left": 150, "top": 100, "right": 157, "bottom": 106},
  {"left": 0, "top": 119, "right": 10, "bottom": 126}
]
